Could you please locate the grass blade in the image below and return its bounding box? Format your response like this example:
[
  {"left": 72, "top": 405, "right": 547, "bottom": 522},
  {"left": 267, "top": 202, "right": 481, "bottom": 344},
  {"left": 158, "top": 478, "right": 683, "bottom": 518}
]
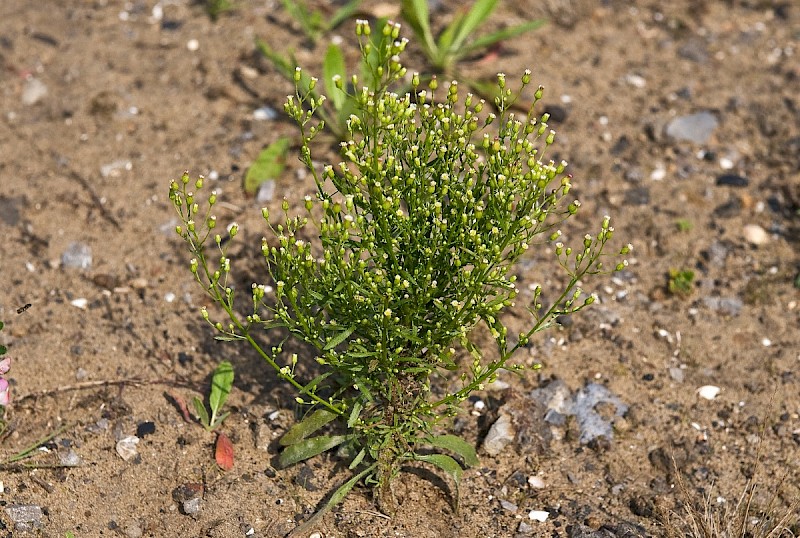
[
  {"left": 243, "top": 137, "right": 291, "bottom": 195},
  {"left": 463, "top": 19, "right": 545, "bottom": 57},
  {"left": 288, "top": 463, "right": 377, "bottom": 538}
]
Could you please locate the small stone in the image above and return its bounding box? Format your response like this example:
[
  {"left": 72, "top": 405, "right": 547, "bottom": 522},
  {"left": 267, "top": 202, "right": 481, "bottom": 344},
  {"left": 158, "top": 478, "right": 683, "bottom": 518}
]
[
  {"left": 528, "top": 475, "right": 545, "bottom": 489},
  {"left": 254, "top": 422, "right": 271, "bottom": 451},
  {"left": 136, "top": 421, "right": 156, "bottom": 438},
  {"left": 58, "top": 448, "right": 82, "bottom": 467},
  {"left": 256, "top": 180, "right": 276, "bottom": 203},
  {"left": 252, "top": 106, "right": 277, "bottom": 121},
  {"left": 669, "top": 367, "right": 685, "bottom": 383},
  {"left": 182, "top": 497, "right": 202, "bottom": 515},
  {"left": 22, "top": 78, "right": 48, "bottom": 105},
  {"left": 625, "top": 73, "right": 646, "bottom": 88},
  {"left": 665, "top": 112, "right": 718, "bottom": 144},
  {"left": 500, "top": 499, "right": 518, "bottom": 512},
  {"left": 743, "top": 224, "right": 769, "bottom": 246},
  {"left": 100, "top": 159, "right": 132, "bottom": 178},
  {"left": 62, "top": 242, "right": 92, "bottom": 269},
  {"left": 125, "top": 522, "right": 143, "bottom": 538},
  {"left": 517, "top": 521, "right": 533, "bottom": 534},
  {"left": 624, "top": 186, "right": 650, "bottom": 206},
  {"left": 186, "top": 39, "right": 199, "bottom": 51},
  {"left": 5, "top": 504, "right": 44, "bottom": 531},
  {"left": 482, "top": 413, "right": 515, "bottom": 456},
  {"left": 716, "top": 174, "right": 748, "bottom": 187},
  {"left": 70, "top": 298, "right": 89, "bottom": 309},
  {"left": 697, "top": 385, "right": 721, "bottom": 400},
  {"left": 703, "top": 296, "right": 743, "bottom": 317},
  {"left": 116, "top": 435, "right": 140, "bottom": 461},
  {"left": 529, "top": 510, "right": 549, "bottom": 522}
]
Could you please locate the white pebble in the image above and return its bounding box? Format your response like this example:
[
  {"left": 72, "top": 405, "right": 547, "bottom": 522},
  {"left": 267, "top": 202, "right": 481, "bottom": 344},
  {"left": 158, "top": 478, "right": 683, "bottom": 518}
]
[
  {"left": 697, "top": 385, "right": 721, "bottom": 400},
  {"left": 528, "top": 475, "right": 545, "bottom": 489},
  {"left": 186, "top": 39, "right": 199, "bottom": 51},
  {"left": 650, "top": 165, "right": 666, "bottom": 181},
  {"left": 719, "top": 157, "right": 734, "bottom": 169},
  {"left": 743, "top": 224, "right": 769, "bottom": 246},
  {"left": 164, "top": 292, "right": 176, "bottom": 303},
  {"left": 115, "top": 436, "right": 140, "bottom": 462},
  {"left": 71, "top": 298, "right": 88, "bottom": 309},
  {"left": 529, "top": 510, "right": 549, "bottom": 522},
  {"left": 761, "top": 338, "right": 771, "bottom": 347}
]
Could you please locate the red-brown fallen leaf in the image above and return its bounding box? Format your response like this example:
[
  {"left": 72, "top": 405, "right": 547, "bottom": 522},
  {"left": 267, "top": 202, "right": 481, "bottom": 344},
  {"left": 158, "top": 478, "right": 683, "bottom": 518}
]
[
  {"left": 165, "top": 390, "right": 193, "bottom": 423},
  {"left": 215, "top": 432, "right": 234, "bottom": 471}
]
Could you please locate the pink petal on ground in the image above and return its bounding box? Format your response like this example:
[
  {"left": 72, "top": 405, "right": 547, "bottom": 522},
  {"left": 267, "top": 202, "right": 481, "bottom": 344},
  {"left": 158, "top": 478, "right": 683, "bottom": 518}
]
[{"left": 0, "top": 358, "right": 10, "bottom": 374}]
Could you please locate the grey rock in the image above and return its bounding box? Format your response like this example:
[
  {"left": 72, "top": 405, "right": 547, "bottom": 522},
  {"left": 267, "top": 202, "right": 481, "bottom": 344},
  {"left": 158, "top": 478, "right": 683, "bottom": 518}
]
[
  {"left": 500, "top": 499, "right": 518, "bottom": 512},
  {"left": 572, "top": 384, "right": 628, "bottom": 445},
  {"left": 182, "top": 497, "right": 202, "bottom": 515},
  {"left": 517, "top": 521, "right": 533, "bottom": 534},
  {"left": 253, "top": 106, "right": 277, "bottom": 121},
  {"left": 5, "top": 504, "right": 44, "bottom": 531},
  {"left": 58, "top": 448, "right": 82, "bottom": 467},
  {"left": 624, "top": 186, "right": 650, "bottom": 206},
  {"left": 703, "top": 296, "right": 743, "bottom": 317},
  {"left": 531, "top": 380, "right": 628, "bottom": 445},
  {"left": 665, "top": 112, "right": 718, "bottom": 144},
  {"left": 677, "top": 38, "right": 709, "bottom": 63},
  {"left": 715, "top": 174, "right": 749, "bottom": 187},
  {"left": 256, "top": 179, "right": 275, "bottom": 203},
  {"left": 482, "top": 412, "right": 515, "bottom": 455},
  {"left": 61, "top": 242, "right": 93, "bottom": 269},
  {"left": 668, "top": 367, "right": 685, "bottom": 383}
]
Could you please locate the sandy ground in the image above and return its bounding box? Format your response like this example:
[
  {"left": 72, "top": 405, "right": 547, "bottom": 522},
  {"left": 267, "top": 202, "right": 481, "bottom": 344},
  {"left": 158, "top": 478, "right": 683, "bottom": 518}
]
[{"left": 0, "top": 0, "right": 798, "bottom": 536}]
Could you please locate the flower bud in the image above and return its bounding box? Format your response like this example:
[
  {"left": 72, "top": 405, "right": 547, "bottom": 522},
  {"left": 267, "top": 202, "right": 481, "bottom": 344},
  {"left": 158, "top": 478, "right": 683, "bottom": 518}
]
[{"left": 294, "top": 67, "right": 302, "bottom": 82}]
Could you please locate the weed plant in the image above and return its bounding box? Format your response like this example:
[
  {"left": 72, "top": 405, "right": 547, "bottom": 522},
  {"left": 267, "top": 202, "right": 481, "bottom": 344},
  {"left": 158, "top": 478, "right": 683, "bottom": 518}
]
[{"left": 170, "top": 20, "right": 629, "bottom": 532}]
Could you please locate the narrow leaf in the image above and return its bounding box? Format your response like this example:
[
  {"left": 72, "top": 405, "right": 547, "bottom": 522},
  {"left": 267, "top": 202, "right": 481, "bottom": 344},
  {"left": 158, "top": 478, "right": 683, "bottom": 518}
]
[
  {"left": 451, "top": 0, "right": 498, "bottom": 51},
  {"left": 192, "top": 396, "right": 210, "bottom": 428},
  {"left": 463, "top": 19, "right": 545, "bottom": 57},
  {"left": 400, "top": 0, "right": 436, "bottom": 60},
  {"left": 280, "top": 408, "right": 338, "bottom": 446},
  {"left": 215, "top": 432, "right": 235, "bottom": 471},
  {"left": 278, "top": 434, "right": 348, "bottom": 468},
  {"left": 323, "top": 44, "right": 347, "bottom": 111},
  {"left": 209, "top": 360, "right": 234, "bottom": 420},
  {"left": 243, "top": 137, "right": 291, "bottom": 194},
  {"left": 299, "top": 372, "right": 332, "bottom": 396},
  {"left": 323, "top": 325, "right": 356, "bottom": 351},
  {"left": 288, "top": 463, "right": 376, "bottom": 538},
  {"left": 329, "top": 0, "right": 362, "bottom": 32},
  {"left": 347, "top": 399, "right": 363, "bottom": 428},
  {"left": 427, "top": 434, "right": 479, "bottom": 467}
]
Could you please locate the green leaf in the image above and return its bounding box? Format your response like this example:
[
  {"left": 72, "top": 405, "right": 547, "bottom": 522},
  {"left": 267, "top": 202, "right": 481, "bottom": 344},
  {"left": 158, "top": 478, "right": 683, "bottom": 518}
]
[
  {"left": 463, "top": 19, "right": 545, "bottom": 57},
  {"left": 278, "top": 434, "right": 348, "bottom": 467},
  {"left": 450, "top": 0, "right": 498, "bottom": 52},
  {"left": 209, "top": 360, "right": 234, "bottom": 418},
  {"left": 347, "top": 399, "right": 363, "bottom": 428},
  {"left": 426, "top": 434, "right": 479, "bottom": 467},
  {"left": 299, "top": 372, "right": 333, "bottom": 396},
  {"left": 329, "top": 0, "right": 362, "bottom": 31},
  {"left": 280, "top": 408, "right": 339, "bottom": 446},
  {"left": 415, "top": 453, "right": 463, "bottom": 510},
  {"left": 192, "top": 396, "right": 210, "bottom": 428},
  {"left": 348, "top": 447, "right": 366, "bottom": 470},
  {"left": 323, "top": 325, "right": 356, "bottom": 351},
  {"left": 243, "top": 137, "right": 291, "bottom": 195},
  {"left": 400, "top": 0, "right": 436, "bottom": 61},
  {"left": 289, "top": 463, "right": 377, "bottom": 536},
  {"left": 323, "top": 44, "right": 347, "bottom": 111}
]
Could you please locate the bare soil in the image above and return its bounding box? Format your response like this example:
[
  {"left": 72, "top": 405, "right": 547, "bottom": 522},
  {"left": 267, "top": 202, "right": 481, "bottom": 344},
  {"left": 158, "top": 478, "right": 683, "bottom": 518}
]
[{"left": 0, "top": 1, "right": 798, "bottom": 537}]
